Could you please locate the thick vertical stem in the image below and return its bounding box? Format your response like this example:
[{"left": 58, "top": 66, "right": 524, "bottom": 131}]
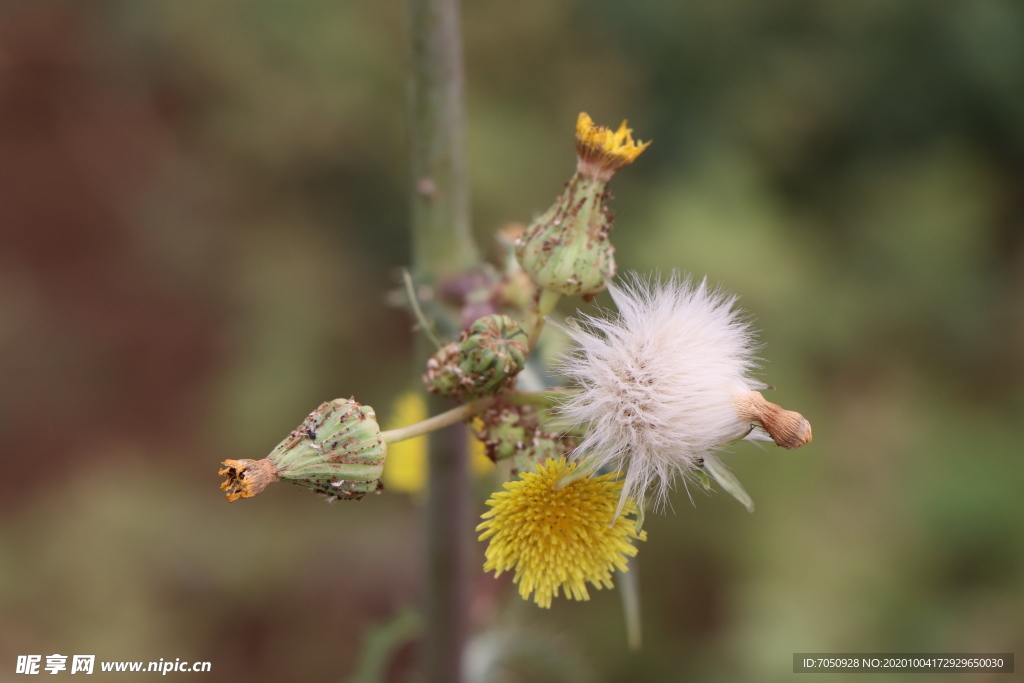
[
  {"left": 408, "top": 0, "right": 477, "bottom": 279},
  {"left": 423, "top": 419, "right": 469, "bottom": 681},
  {"left": 406, "top": 0, "right": 477, "bottom": 681}
]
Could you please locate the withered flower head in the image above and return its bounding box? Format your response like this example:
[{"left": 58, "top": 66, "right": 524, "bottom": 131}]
[
  {"left": 218, "top": 398, "right": 387, "bottom": 503},
  {"left": 219, "top": 458, "right": 280, "bottom": 502}
]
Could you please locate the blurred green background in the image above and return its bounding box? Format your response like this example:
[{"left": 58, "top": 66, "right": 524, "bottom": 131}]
[{"left": 1, "top": 0, "right": 1022, "bottom": 681}]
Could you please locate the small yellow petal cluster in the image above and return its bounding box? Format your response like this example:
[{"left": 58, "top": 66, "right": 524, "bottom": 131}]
[
  {"left": 477, "top": 458, "right": 646, "bottom": 608},
  {"left": 383, "top": 392, "right": 492, "bottom": 494},
  {"left": 575, "top": 112, "right": 651, "bottom": 180}
]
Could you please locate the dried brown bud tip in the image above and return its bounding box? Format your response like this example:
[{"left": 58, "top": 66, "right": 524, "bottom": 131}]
[
  {"left": 219, "top": 458, "right": 281, "bottom": 502},
  {"left": 734, "top": 391, "right": 812, "bottom": 449}
]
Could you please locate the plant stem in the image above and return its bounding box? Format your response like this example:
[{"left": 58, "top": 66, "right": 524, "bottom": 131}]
[
  {"left": 526, "top": 288, "right": 562, "bottom": 350},
  {"left": 380, "top": 401, "right": 482, "bottom": 444},
  {"left": 406, "top": 0, "right": 476, "bottom": 680},
  {"left": 505, "top": 388, "right": 578, "bottom": 408},
  {"left": 380, "top": 390, "right": 578, "bottom": 446},
  {"left": 402, "top": 269, "right": 443, "bottom": 351},
  {"left": 351, "top": 610, "right": 422, "bottom": 683},
  {"left": 408, "top": 1, "right": 477, "bottom": 280}
]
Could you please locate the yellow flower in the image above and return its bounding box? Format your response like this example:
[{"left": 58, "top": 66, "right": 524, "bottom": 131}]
[
  {"left": 575, "top": 112, "right": 651, "bottom": 180},
  {"left": 383, "top": 392, "right": 493, "bottom": 494},
  {"left": 477, "top": 458, "right": 645, "bottom": 608},
  {"left": 383, "top": 392, "right": 429, "bottom": 493}
]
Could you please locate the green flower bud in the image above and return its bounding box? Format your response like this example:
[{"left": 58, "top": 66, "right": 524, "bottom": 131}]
[
  {"left": 473, "top": 404, "right": 577, "bottom": 477},
  {"left": 219, "top": 399, "right": 386, "bottom": 502},
  {"left": 423, "top": 315, "right": 527, "bottom": 399},
  {"left": 515, "top": 113, "right": 649, "bottom": 296},
  {"left": 479, "top": 406, "right": 531, "bottom": 461},
  {"left": 458, "top": 314, "right": 527, "bottom": 396},
  {"left": 516, "top": 173, "right": 616, "bottom": 296}
]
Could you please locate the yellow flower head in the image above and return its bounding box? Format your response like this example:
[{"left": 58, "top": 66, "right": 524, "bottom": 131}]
[
  {"left": 575, "top": 112, "right": 651, "bottom": 180},
  {"left": 477, "top": 458, "right": 646, "bottom": 608}
]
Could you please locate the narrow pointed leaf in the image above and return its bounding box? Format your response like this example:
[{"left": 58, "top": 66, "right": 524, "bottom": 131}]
[
  {"left": 702, "top": 454, "right": 754, "bottom": 512},
  {"left": 618, "top": 557, "right": 642, "bottom": 651}
]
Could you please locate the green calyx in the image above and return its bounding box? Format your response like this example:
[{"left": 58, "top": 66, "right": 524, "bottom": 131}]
[
  {"left": 423, "top": 314, "right": 528, "bottom": 399},
  {"left": 477, "top": 405, "right": 532, "bottom": 460},
  {"left": 510, "top": 433, "right": 572, "bottom": 478},
  {"left": 473, "top": 404, "right": 576, "bottom": 476},
  {"left": 515, "top": 173, "right": 616, "bottom": 296},
  {"left": 269, "top": 398, "right": 387, "bottom": 500}
]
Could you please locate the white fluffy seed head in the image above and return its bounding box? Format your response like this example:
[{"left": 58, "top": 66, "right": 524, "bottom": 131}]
[{"left": 557, "top": 273, "right": 765, "bottom": 511}]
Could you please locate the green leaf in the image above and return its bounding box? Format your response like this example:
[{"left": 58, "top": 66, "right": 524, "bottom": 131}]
[{"left": 702, "top": 454, "right": 754, "bottom": 513}]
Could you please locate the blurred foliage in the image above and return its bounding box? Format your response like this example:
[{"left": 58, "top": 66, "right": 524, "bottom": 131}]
[{"left": 0, "top": 0, "right": 1021, "bottom": 681}]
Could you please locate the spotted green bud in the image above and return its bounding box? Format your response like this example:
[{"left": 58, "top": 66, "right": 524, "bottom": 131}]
[
  {"left": 219, "top": 398, "right": 386, "bottom": 502},
  {"left": 423, "top": 315, "right": 527, "bottom": 399},
  {"left": 422, "top": 342, "right": 464, "bottom": 397},
  {"left": 473, "top": 404, "right": 576, "bottom": 476},
  {"left": 516, "top": 173, "right": 616, "bottom": 296},
  {"left": 515, "top": 113, "right": 649, "bottom": 297},
  {"left": 479, "top": 406, "right": 531, "bottom": 461},
  {"left": 459, "top": 314, "right": 527, "bottom": 396}
]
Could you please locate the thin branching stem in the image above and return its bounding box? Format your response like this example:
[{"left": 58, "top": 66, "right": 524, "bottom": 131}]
[
  {"left": 402, "top": 269, "right": 443, "bottom": 351},
  {"left": 380, "top": 390, "right": 579, "bottom": 444},
  {"left": 505, "top": 388, "right": 578, "bottom": 408},
  {"left": 526, "top": 288, "right": 563, "bottom": 350},
  {"left": 380, "top": 401, "right": 484, "bottom": 444}
]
